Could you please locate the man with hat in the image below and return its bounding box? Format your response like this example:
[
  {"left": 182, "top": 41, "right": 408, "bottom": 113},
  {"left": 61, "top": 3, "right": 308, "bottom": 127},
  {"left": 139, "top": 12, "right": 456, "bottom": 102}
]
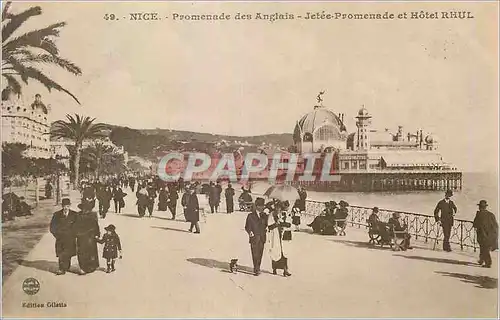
[
  {"left": 245, "top": 197, "right": 268, "bottom": 276},
  {"left": 50, "top": 198, "right": 78, "bottom": 275},
  {"left": 473, "top": 200, "right": 498, "bottom": 268},
  {"left": 434, "top": 189, "right": 458, "bottom": 252},
  {"left": 368, "top": 207, "right": 391, "bottom": 244}
]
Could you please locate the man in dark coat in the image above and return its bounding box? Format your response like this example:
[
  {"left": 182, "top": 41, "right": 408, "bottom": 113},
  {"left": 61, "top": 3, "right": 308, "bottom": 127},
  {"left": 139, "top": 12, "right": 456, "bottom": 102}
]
[
  {"left": 225, "top": 184, "right": 235, "bottom": 213},
  {"left": 146, "top": 183, "right": 157, "bottom": 217},
  {"left": 208, "top": 182, "right": 218, "bottom": 213},
  {"left": 297, "top": 186, "right": 307, "bottom": 212},
  {"left": 183, "top": 187, "right": 200, "bottom": 233},
  {"left": 129, "top": 176, "right": 136, "bottom": 192},
  {"left": 434, "top": 189, "right": 457, "bottom": 252},
  {"left": 215, "top": 181, "right": 222, "bottom": 212},
  {"left": 245, "top": 197, "right": 268, "bottom": 276},
  {"left": 473, "top": 200, "right": 498, "bottom": 268},
  {"left": 181, "top": 187, "right": 190, "bottom": 221},
  {"left": 167, "top": 186, "right": 179, "bottom": 220},
  {"left": 82, "top": 183, "right": 96, "bottom": 211},
  {"left": 49, "top": 198, "right": 78, "bottom": 275}
]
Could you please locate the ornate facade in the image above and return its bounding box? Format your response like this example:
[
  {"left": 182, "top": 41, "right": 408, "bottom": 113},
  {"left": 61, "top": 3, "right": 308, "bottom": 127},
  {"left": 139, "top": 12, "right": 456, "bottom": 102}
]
[{"left": 1, "top": 94, "right": 51, "bottom": 158}]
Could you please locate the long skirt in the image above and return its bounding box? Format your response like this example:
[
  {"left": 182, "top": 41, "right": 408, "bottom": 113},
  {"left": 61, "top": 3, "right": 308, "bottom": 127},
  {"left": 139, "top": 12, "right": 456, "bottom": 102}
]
[
  {"left": 76, "top": 235, "right": 99, "bottom": 273},
  {"left": 226, "top": 198, "right": 234, "bottom": 213},
  {"left": 158, "top": 200, "right": 168, "bottom": 211},
  {"left": 272, "top": 255, "right": 288, "bottom": 271}
]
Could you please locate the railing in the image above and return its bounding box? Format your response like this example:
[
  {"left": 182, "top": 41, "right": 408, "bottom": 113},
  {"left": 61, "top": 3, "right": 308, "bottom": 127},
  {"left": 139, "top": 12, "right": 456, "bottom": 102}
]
[{"left": 304, "top": 200, "right": 477, "bottom": 251}]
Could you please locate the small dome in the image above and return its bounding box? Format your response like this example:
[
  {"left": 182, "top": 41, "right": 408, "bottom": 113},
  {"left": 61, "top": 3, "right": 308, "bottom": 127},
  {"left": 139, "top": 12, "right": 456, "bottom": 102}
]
[
  {"left": 425, "top": 135, "right": 436, "bottom": 144},
  {"left": 31, "top": 94, "right": 48, "bottom": 114},
  {"left": 357, "top": 106, "right": 370, "bottom": 117}
]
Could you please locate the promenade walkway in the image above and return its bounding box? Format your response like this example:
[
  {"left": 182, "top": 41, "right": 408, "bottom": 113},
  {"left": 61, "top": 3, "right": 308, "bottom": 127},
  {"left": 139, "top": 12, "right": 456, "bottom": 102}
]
[{"left": 2, "top": 190, "right": 498, "bottom": 318}]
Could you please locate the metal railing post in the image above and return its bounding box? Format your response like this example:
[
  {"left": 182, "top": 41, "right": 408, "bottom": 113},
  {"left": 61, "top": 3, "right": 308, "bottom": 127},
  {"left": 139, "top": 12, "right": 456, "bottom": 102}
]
[
  {"left": 460, "top": 222, "right": 464, "bottom": 250},
  {"left": 425, "top": 218, "right": 429, "bottom": 243}
]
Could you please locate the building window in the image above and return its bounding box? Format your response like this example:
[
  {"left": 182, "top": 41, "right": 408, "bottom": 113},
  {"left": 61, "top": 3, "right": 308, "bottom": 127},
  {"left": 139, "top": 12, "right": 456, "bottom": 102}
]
[
  {"left": 359, "top": 162, "right": 366, "bottom": 170},
  {"left": 344, "top": 162, "right": 350, "bottom": 170},
  {"left": 315, "top": 126, "right": 338, "bottom": 141},
  {"left": 352, "top": 161, "right": 358, "bottom": 169}
]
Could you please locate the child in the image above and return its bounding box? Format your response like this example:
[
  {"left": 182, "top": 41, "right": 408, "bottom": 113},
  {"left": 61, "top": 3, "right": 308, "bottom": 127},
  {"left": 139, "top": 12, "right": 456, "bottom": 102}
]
[{"left": 96, "top": 224, "right": 122, "bottom": 273}]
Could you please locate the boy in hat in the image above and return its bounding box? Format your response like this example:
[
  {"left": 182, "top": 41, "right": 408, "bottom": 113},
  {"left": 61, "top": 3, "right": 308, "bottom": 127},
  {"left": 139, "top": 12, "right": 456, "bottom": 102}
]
[
  {"left": 245, "top": 197, "right": 268, "bottom": 276},
  {"left": 434, "top": 189, "right": 458, "bottom": 252},
  {"left": 50, "top": 198, "right": 78, "bottom": 275},
  {"left": 96, "top": 224, "right": 122, "bottom": 273},
  {"left": 473, "top": 200, "right": 498, "bottom": 268}
]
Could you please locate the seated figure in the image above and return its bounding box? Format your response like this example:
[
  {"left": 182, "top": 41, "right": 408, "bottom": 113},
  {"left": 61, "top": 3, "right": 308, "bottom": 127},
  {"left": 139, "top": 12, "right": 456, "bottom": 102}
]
[
  {"left": 368, "top": 207, "right": 391, "bottom": 244},
  {"left": 308, "top": 201, "right": 337, "bottom": 235},
  {"left": 388, "top": 212, "right": 413, "bottom": 250}
]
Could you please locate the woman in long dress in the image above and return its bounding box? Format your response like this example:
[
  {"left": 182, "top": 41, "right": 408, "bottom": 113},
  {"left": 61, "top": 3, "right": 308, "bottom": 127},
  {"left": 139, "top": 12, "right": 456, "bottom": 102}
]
[
  {"left": 268, "top": 202, "right": 292, "bottom": 277},
  {"left": 75, "top": 202, "right": 101, "bottom": 274}
]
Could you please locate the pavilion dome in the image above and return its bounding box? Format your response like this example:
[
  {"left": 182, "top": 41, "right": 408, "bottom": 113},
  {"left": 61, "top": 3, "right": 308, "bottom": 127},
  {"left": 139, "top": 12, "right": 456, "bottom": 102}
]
[{"left": 293, "top": 108, "right": 346, "bottom": 143}]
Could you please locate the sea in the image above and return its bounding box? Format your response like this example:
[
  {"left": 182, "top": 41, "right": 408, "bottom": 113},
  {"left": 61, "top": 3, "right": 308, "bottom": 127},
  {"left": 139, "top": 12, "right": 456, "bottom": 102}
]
[{"left": 249, "top": 172, "right": 498, "bottom": 221}]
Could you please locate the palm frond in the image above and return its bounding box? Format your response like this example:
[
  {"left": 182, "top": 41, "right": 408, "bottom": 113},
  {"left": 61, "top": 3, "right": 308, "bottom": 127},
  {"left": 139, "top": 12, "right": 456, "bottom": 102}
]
[
  {"left": 50, "top": 114, "right": 110, "bottom": 147},
  {"left": 2, "top": 2, "right": 13, "bottom": 20},
  {"left": 2, "top": 73, "right": 21, "bottom": 94},
  {"left": 13, "top": 51, "right": 81, "bottom": 75},
  {"left": 2, "top": 6, "right": 42, "bottom": 42},
  {"left": 5, "top": 58, "right": 81, "bottom": 104},
  {"left": 2, "top": 22, "right": 65, "bottom": 57}
]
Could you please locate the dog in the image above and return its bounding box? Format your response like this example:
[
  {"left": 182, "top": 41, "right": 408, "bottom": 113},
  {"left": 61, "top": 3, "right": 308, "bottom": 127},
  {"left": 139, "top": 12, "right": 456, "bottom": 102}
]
[{"left": 229, "top": 259, "right": 238, "bottom": 273}]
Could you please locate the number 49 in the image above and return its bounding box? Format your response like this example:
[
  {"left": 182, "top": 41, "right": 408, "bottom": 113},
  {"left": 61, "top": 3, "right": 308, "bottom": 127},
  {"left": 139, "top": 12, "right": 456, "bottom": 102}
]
[{"left": 104, "top": 13, "right": 117, "bottom": 20}]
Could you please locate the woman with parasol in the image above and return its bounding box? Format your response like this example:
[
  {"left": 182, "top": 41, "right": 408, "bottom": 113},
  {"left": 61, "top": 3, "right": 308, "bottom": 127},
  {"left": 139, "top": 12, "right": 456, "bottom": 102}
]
[{"left": 263, "top": 184, "right": 298, "bottom": 277}]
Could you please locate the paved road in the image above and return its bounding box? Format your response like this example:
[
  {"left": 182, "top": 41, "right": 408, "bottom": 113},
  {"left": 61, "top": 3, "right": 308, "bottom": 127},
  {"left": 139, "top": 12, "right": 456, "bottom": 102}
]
[{"left": 2, "top": 189, "right": 498, "bottom": 318}]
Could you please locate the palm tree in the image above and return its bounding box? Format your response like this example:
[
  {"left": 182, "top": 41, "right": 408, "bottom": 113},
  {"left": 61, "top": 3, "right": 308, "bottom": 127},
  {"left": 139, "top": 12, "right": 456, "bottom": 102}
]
[
  {"left": 2, "top": 1, "right": 82, "bottom": 103},
  {"left": 82, "top": 141, "right": 116, "bottom": 180},
  {"left": 50, "top": 114, "right": 109, "bottom": 188}
]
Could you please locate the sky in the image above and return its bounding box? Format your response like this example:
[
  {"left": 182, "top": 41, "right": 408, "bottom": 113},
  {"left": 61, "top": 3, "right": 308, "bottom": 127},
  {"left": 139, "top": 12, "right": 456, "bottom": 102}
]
[{"left": 5, "top": 1, "right": 499, "bottom": 173}]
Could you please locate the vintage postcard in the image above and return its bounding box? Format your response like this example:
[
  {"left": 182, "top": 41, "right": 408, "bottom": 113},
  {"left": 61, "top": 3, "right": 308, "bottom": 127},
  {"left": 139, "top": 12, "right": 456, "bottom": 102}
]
[{"left": 1, "top": 1, "right": 498, "bottom": 318}]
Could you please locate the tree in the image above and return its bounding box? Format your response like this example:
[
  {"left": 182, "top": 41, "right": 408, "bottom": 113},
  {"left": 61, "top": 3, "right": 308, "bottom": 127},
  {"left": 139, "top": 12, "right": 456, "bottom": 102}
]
[
  {"left": 50, "top": 114, "right": 109, "bottom": 188},
  {"left": 81, "top": 141, "right": 117, "bottom": 179},
  {"left": 1, "top": 142, "right": 28, "bottom": 176},
  {"left": 2, "top": 2, "right": 82, "bottom": 103}
]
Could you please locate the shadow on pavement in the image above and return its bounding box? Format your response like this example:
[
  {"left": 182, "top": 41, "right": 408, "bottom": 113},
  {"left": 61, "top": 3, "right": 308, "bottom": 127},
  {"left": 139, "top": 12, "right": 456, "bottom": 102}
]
[
  {"left": 151, "top": 226, "right": 190, "bottom": 233},
  {"left": 187, "top": 258, "right": 272, "bottom": 275},
  {"left": 119, "top": 213, "right": 143, "bottom": 219},
  {"left": 436, "top": 271, "right": 498, "bottom": 289},
  {"left": 153, "top": 216, "right": 176, "bottom": 221},
  {"left": 330, "top": 239, "right": 393, "bottom": 251},
  {"left": 394, "top": 255, "right": 477, "bottom": 266},
  {"left": 18, "top": 259, "right": 59, "bottom": 274}
]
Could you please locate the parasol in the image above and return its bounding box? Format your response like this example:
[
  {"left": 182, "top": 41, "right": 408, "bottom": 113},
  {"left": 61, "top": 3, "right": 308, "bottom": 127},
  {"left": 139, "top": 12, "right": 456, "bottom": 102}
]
[{"left": 263, "top": 185, "right": 300, "bottom": 202}]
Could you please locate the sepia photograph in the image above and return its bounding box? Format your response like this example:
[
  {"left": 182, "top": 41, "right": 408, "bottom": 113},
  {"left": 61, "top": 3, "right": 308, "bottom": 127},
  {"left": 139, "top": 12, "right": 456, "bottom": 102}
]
[{"left": 1, "top": 1, "right": 499, "bottom": 318}]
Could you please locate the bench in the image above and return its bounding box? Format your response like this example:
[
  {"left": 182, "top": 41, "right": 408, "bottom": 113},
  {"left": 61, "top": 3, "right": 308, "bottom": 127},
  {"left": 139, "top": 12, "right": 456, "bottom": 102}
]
[
  {"left": 367, "top": 220, "right": 407, "bottom": 250},
  {"left": 367, "top": 220, "right": 382, "bottom": 244},
  {"left": 389, "top": 225, "right": 410, "bottom": 251},
  {"left": 334, "top": 219, "right": 347, "bottom": 236}
]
